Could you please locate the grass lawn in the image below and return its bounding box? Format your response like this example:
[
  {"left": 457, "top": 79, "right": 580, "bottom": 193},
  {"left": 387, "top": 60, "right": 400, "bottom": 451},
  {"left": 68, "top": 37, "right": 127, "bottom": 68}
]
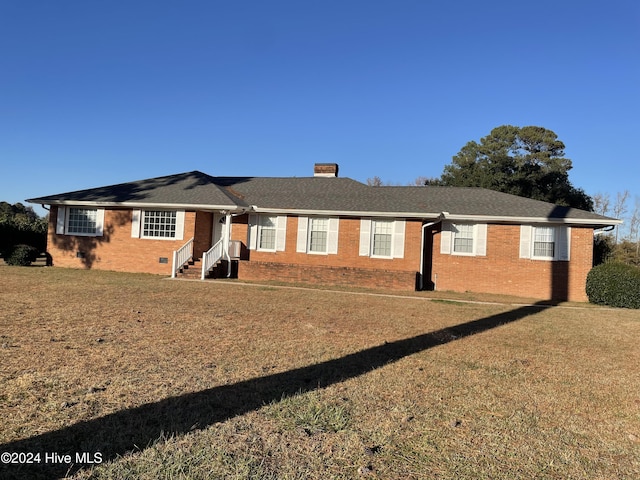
[{"left": 1, "top": 267, "right": 639, "bottom": 479}]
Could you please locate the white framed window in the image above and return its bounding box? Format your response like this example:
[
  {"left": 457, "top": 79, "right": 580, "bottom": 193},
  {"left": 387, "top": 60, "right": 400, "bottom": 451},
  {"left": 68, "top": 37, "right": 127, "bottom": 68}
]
[
  {"left": 56, "top": 206, "right": 104, "bottom": 237},
  {"left": 248, "top": 214, "right": 287, "bottom": 252},
  {"left": 258, "top": 216, "right": 277, "bottom": 251},
  {"left": 309, "top": 218, "right": 329, "bottom": 253},
  {"left": 533, "top": 226, "right": 555, "bottom": 259},
  {"left": 440, "top": 221, "right": 487, "bottom": 256},
  {"left": 372, "top": 220, "right": 393, "bottom": 257},
  {"left": 296, "top": 217, "right": 339, "bottom": 254},
  {"left": 131, "top": 209, "right": 185, "bottom": 240},
  {"left": 453, "top": 223, "right": 475, "bottom": 254},
  {"left": 142, "top": 210, "right": 177, "bottom": 239},
  {"left": 520, "top": 225, "right": 570, "bottom": 261},
  {"left": 359, "top": 218, "right": 405, "bottom": 259}
]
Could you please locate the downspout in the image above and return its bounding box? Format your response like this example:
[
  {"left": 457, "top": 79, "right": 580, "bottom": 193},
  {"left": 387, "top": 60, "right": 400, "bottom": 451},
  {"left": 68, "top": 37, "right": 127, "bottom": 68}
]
[
  {"left": 419, "top": 215, "right": 443, "bottom": 290},
  {"left": 224, "top": 213, "right": 232, "bottom": 277}
]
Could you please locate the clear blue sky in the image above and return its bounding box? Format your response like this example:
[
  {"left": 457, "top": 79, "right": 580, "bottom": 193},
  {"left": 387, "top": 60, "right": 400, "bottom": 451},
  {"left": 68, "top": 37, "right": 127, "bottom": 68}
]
[{"left": 1, "top": 1, "right": 638, "bottom": 218}]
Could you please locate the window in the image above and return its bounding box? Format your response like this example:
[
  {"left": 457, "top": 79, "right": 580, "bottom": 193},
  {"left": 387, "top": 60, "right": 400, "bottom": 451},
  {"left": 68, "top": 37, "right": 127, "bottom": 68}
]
[
  {"left": 533, "top": 226, "right": 555, "bottom": 259},
  {"left": 142, "top": 211, "right": 177, "bottom": 238},
  {"left": 453, "top": 224, "right": 474, "bottom": 254},
  {"left": 372, "top": 220, "right": 393, "bottom": 257},
  {"left": 67, "top": 208, "right": 98, "bottom": 235},
  {"left": 258, "top": 216, "right": 277, "bottom": 251},
  {"left": 308, "top": 218, "right": 328, "bottom": 253},
  {"left": 56, "top": 206, "right": 104, "bottom": 237},
  {"left": 296, "top": 216, "right": 338, "bottom": 254},
  {"left": 519, "top": 225, "right": 570, "bottom": 261},
  {"left": 440, "top": 221, "right": 487, "bottom": 257},
  {"left": 248, "top": 214, "right": 287, "bottom": 252},
  {"left": 359, "top": 218, "right": 405, "bottom": 258}
]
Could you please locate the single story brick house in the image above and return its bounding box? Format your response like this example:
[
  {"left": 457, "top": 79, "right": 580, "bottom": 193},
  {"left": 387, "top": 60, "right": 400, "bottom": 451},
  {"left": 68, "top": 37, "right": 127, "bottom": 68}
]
[{"left": 27, "top": 163, "right": 620, "bottom": 301}]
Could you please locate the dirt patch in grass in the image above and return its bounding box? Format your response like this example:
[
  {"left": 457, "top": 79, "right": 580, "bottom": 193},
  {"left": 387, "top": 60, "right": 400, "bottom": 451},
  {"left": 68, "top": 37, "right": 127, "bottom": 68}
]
[{"left": 1, "top": 267, "right": 639, "bottom": 479}]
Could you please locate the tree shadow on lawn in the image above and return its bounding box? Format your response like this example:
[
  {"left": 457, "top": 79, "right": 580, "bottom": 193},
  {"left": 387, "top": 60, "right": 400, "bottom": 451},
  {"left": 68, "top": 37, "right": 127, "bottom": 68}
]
[{"left": 1, "top": 303, "right": 549, "bottom": 479}]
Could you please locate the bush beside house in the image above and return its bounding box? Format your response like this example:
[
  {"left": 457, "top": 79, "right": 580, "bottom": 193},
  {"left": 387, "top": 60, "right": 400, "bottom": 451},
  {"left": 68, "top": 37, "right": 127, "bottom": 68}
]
[{"left": 586, "top": 263, "right": 640, "bottom": 309}]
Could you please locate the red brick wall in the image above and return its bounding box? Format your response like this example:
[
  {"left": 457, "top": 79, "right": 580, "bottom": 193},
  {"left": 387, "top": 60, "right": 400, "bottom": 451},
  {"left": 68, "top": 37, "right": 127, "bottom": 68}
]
[
  {"left": 46, "top": 207, "right": 594, "bottom": 300},
  {"left": 231, "top": 215, "right": 423, "bottom": 272},
  {"left": 47, "top": 207, "right": 198, "bottom": 275},
  {"left": 230, "top": 215, "right": 422, "bottom": 290},
  {"left": 431, "top": 224, "right": 593, "bottom": 302},
  {"left": 239, "top": 261, "right": 417, "bottom": 290}
]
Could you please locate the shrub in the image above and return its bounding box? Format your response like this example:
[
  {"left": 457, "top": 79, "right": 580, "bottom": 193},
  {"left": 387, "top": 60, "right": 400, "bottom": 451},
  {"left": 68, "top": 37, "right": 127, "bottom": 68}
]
[
  {"left": 3, "top": 244, "right": 40, "bottom": 266},
  {"left": 586, "top": 262, "right": 640, "bottom": 309}
]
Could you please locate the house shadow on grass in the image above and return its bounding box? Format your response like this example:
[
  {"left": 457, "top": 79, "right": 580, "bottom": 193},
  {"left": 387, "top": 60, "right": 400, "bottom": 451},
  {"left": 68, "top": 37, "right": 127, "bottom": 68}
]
[{"left": 0, "top": 301, "right": 553, "bottom": 479}]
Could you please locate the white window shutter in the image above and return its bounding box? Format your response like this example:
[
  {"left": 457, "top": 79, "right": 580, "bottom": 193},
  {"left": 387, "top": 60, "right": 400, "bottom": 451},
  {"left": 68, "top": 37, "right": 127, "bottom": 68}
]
[
  {"left": 95, "top": 209, "right": 105, "bottom": 237},
  {"left": 328, "top": 217, "right": 339, "bottom": 254},
  {"left": 276, "top": 215, "right": 287, "bottom": 251},
  {"left": 296, "top": 216, "right": 308, "bottom": 253},
  {"left": 476, "top": 223, "right": 487, "bottom": 256},
  {"left": 359, "top": 218, "right": 371, "bottom": 256},
  {"left": 131, "top": 209, "right": 141, "bottom": 238},
  {"left": 393, "top": 220, "right": 405, "bottom": 258},
  {"left": 519, "top": 225, "right": 532, "bottom": 259},
  {"left": 556, "top": 226, "right": 571, "bottom": 261},
  {"left": 248, "top": 214, "right": 257, "bottom": 250},
  {"left": 56, "top": 206, "right": 66, "bottom": 234},
  {"left": 440, "top": 221, "right": 452, "bottom": 254},
  {"left": 174, "top": 210, "right": 185, "bottom": 240}
]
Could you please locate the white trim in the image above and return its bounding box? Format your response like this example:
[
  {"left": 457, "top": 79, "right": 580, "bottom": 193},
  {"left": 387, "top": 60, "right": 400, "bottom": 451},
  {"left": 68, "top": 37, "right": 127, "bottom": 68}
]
[
  {"left": 175, "top": 210, "right": 185, "bottom": 241},
  {"left": 248, "top": 214, "right": 258, "bottom": 250},
  {"left": 296, "top": 216, "right": 309, "bottom": 253},
  {"left": 56, "top": 206, "right": 66, "bottom": 234},
  {"left": 275, "top": 215, "right": 287, "bottom": 251},
  {"left": 519, "top": 225, "right": 532, "bottom": 259},
  {"left": 475, "top": 223, "right": 487, "bottom": 256},
  {"left": 392, "top": 219, "right": 405, "bottom": 258},
  {"left": 359, "top": 218, "right": 372, "bottom": 256},
  {"left": 131, "top": 209, "right": 141, "bottom": 238},
  {"left": 440, "top": 222, "right": 452, "bottom": 255},
  {"left": 95, "top": 208, "right": 105, "bottom": 237},
  {"left": 40, "top": 201, "right": 621, "bottom": 227},
  {"left": 327, "top": 217, "right": 339, "bottom": 255}
]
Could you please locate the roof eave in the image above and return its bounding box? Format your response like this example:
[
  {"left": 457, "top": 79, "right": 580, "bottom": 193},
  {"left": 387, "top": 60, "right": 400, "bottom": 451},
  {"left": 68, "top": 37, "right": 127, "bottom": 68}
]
[
  {"left": 26, "top": 199, "right": 243, "bottom": 212},
  {"left": 442, "top": 213, "right": 623, "bottom": 227}
]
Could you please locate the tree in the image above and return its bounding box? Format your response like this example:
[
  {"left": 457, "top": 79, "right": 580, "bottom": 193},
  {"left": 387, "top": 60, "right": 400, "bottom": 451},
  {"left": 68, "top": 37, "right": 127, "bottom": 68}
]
[
  {"left": 0, "top": 202, "right": 48, "bottom": 254},
  {"left": 437, "top": 125, "right": 593, "bottom": 210}
]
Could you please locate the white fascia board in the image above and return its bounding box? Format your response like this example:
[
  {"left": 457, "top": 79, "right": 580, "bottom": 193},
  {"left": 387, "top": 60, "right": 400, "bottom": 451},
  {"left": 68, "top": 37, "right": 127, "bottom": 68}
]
[
  {"left": 250, "top": 207, "right": 442, "bottom": 219},
  {"left": 442, "top": 213, "right": 623, "bottom": 226},
  {"left": 37, "top": 200, "right": 244, "bottom": 212}
]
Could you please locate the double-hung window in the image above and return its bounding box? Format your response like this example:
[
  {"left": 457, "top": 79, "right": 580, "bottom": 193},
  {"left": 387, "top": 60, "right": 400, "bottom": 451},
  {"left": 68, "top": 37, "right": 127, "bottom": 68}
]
[
  {"left": 440, "top": 221, "right": 487, "bottom": 256},
  {"left": 372, "top": 220, "right": 393, "bottom": 257},
  {"left": 452, "top": 224, "right": 474, "bottom": 254},
  {"left": 520, "top": 225, "right": 570, "bottom": 261},
  {"left": 359, "top": 218, "right": 405, "bottom": 259},
  {"left": 296, "top": 217, "right": 338, "bottom": 254},
  {"left": 308, "top": 218, "right": 329, "bottom": 253},
  {"left": 533, "top": 227, "right": 555, "bottom": 259},
  {"left": 258, "top": 216, "right": 277, "bottom": 251}
]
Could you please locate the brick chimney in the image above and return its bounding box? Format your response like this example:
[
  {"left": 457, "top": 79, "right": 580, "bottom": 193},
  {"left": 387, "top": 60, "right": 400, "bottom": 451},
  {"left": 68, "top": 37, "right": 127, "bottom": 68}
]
[{"left": 313, "top": 163, "right": 339, "bottom": 177}]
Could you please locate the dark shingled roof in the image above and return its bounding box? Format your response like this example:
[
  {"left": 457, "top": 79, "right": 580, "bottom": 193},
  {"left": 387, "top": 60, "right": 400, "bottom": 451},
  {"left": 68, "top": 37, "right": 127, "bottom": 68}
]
[{"left": 27, "top": 170, "right": 619, "bottom": 226}]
